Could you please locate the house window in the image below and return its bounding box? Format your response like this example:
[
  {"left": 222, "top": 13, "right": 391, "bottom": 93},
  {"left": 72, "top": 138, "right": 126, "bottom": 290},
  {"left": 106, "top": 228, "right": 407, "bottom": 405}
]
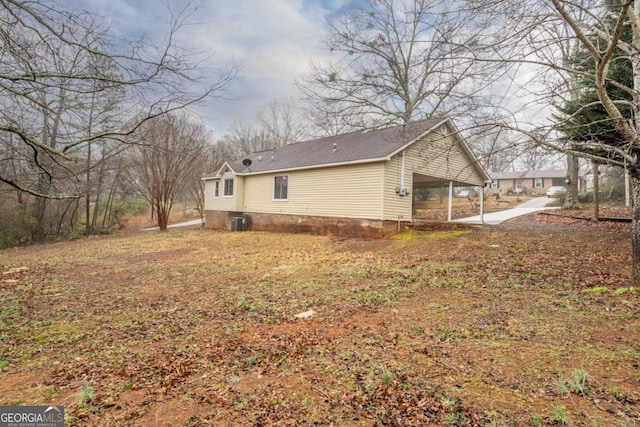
[
  {"left": 491, "top": 181, "right": 498, "bottom": 189},
  {"left": 223, "top": 178, "right": 234, "bottom": 196},
  {"left": 274, "top": 175, "right": 288, "bottom": 200},
  {"left": 534, "top": 178, "right": 543, "bottom": 188},
  {"left": 214, "top": 181, "right": 219, "bottom": 197}
]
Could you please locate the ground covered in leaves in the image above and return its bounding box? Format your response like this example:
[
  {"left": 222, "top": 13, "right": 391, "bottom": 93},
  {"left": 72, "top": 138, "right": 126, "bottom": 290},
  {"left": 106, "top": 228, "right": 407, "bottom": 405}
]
[{"left": 0, "top": 205, "right": 638, "bottom": 426}]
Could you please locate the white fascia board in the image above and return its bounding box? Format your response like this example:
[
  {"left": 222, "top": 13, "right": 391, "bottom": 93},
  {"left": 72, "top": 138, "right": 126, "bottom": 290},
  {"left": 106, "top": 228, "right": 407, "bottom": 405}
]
[
  {"left": 217, "top": 161, "right": 238, "bottom": 176},
  {"left": 388, "top": 118, "right": 491, "bottom": 183},
  {"left": 201, "top": 161, "right": 239, "bottom": 181},
  {"left": 235, "top": 157, "right": 390, "bottom": 176},
  {"left": 385, "top": 118, "right": 449, "bottom": 159},
  {"left": 441, "top": 120, "right": 492, "bottom": 182}
]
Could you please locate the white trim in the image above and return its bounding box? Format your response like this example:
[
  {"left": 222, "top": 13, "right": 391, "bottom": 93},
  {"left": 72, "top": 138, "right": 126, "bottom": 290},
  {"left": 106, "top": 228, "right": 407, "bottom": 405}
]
[
  {"left": 479, "top": 186, "right": 485, "bottom": 224},
  {"left": 223, "top": 177, "right": 234, "bottom": 197},
  {"left": 399, "top": 149, "right": 406, "bottom": 193},
  {"left": 202, "top": 161, "right": 239, "bottom": 180},
  {"left": 273, "top": 174, "right": 289, "bottom": 201},
  {"left": 387, "top": 119, "right": 491, "bottom": 183},
  {"left": 385, "top": 118, "right": 448, "bottom": 158},
  {"left": 235, "top": 157, "right": 391, "bottom": 177}
]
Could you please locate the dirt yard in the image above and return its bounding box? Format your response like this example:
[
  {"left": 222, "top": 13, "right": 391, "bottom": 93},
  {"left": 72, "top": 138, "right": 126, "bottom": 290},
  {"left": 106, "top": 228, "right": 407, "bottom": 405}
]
[{"left": 0, "top": 206, "right": 637, "bottom": 426}]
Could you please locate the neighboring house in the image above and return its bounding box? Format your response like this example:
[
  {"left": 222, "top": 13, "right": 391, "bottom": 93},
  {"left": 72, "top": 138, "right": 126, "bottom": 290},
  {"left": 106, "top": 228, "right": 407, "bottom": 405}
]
[
  {"left": 489, "top": 169, "right": 573, "bottom": 195},
  {"left": 203, "top": 118, "right": 491, "bottom": 237}
]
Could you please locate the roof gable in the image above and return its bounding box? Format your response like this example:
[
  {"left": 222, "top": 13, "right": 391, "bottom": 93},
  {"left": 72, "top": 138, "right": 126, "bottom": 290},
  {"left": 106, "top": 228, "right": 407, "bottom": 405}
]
[{"left": 211, "top": 162, "right": 236, "bottom": 178}]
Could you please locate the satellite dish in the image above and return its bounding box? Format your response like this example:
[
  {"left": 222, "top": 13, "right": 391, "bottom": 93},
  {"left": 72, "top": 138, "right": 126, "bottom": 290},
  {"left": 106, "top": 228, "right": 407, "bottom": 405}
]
[{"left": 242, "top": 159, "right": 252, "bottom": 167}]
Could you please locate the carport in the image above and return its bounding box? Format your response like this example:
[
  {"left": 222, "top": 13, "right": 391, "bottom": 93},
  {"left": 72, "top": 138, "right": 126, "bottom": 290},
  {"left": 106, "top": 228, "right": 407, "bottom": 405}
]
[{"left": 412, "top": 172, "right": 489, "bottom": 223}]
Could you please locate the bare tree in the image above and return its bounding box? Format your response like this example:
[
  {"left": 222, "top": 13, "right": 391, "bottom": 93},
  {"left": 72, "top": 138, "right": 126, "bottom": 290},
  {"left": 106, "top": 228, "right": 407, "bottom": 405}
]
[
  {"left": 551, "top": 0, "right": 640, "bottom": 280},
  {"left": 538, "top": 1, "right": 593, "bottom": 208},
  {"left": 126, "top": 113, "right": 210, "bottom": 231},
  {"left": 217, "top": 98, "right": 315, "bottom": 158},
  {"left": 469, "top": 128, "right": 528, "bottom": 173},
  {"left": 303, "top": 99, "right": 364, "bottom": 137},
  {"left": 256, "top": 98, "right": 311, "bottom": 146},
  {"left": 0, "top": 0, "right": 236, "bottom": 200},
  {"left": 476, "top": 0, "right": 640, "bottom": 282},
  {"left": 218, "top": 122, "right": 273, "bottom": 156},
  {"left": 300, "top": 0, "right": 511, "bottom": 128}
]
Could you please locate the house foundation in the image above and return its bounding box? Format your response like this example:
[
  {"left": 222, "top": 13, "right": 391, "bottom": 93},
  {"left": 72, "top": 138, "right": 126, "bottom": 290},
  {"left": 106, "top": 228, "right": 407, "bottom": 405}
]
[{"left": 204, "top": 210, "right": 399, "bottom": 238}]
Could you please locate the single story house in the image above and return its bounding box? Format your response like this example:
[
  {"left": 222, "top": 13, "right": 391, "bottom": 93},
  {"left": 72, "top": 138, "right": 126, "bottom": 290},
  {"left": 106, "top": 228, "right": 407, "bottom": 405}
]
[
  {"left": 489, "top": 169, "right": 573, "bottom": 195},
  {"left": 203, "top": 118, "right": 491, "bottom": 237}
]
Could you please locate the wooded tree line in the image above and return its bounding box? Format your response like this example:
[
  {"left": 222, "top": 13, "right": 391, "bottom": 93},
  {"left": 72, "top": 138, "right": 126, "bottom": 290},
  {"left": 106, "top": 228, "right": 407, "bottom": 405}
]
[
  {"left": 0, "top": 0, "right": 237, "bottom": 240},
  {"left": 1, "top": 0, "right": 639, "bottom": 280}
]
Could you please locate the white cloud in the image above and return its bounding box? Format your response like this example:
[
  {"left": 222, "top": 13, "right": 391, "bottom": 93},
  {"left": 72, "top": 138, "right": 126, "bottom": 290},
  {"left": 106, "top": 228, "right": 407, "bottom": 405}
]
[
  {"left": 192, "top": 0, "right": 333, "bottom": 134},
  {"left": 70, "top": 0, "right": 339, "bottom": 135}
]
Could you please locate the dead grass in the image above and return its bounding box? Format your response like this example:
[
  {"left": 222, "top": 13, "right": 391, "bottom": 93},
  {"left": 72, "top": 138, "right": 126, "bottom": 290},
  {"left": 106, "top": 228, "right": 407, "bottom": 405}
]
[{"left": 0, "top": 211, "right": 637, "bottom": 426}]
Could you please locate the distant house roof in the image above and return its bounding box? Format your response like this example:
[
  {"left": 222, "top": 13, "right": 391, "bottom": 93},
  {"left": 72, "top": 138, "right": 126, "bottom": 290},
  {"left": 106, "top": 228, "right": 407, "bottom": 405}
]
[
  {"left": 491, "top": 169, "right": 567, "bottom": 180},
  {"left": 205, "top": 118, "right": 488, "bottom": 180}
]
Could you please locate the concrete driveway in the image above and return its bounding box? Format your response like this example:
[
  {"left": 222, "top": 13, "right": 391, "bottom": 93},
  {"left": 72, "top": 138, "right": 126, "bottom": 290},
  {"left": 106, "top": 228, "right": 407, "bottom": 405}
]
[
  {"left": 142, "top": 218, "right": 204, "bottom": 231},
  {"left": 453, "top": 197, "right": 560, "bottom": 225}
]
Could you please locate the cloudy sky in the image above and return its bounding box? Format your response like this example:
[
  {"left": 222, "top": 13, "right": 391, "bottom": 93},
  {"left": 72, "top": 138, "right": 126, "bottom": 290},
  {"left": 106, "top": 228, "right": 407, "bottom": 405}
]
[{"left": 78, "top": 0, "right": 346, "bottom": 136}]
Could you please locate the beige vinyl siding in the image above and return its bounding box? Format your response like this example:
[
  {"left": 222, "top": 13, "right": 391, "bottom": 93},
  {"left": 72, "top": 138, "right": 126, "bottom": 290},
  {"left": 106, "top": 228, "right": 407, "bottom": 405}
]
[
  {"left": 382, "top": 154, "right": 413, "bottom": 221},
  {"left": 418, "top": 132, "right": 484, "bottom": 186},
  {"left": 242, "top": 163, "right": 385, "bottom": 220},
  {"left": 381, "top": 130, "right": 485, "bottom": 221},
  {"left": 203, "top": 179, "right": 217, "bottom": 211},
  {"left": 205, "top": 172, "right": 244, "bottom": 212},
  {"left": 408, "top": 131, "right": 485, "bottom": 185}
]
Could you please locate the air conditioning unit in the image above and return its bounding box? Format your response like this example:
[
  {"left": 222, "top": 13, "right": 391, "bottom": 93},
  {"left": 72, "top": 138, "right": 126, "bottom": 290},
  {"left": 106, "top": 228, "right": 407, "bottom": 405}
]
[{"left": 231, "top": 217, "right": 245, "bottom": 231}]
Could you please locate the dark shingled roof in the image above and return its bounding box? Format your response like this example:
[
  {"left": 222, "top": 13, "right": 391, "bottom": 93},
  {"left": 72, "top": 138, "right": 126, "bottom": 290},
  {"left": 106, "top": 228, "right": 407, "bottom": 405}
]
[{"left": 221, "top": 117, "right": 447, "bottom": 175}]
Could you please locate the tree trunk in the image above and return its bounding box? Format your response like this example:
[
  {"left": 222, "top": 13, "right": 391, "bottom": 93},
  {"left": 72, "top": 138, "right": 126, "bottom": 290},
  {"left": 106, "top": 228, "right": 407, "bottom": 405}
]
[
  {"left": 626, "top": 170, "right": 632, "bottom": 207},
  {"left": 563, "top": 153, "right": 581, "bottom": 209},
  {"left": 631, "top": 168, "right": 640, "bottom": 286},
  {"left": 592, "top": 161, "right": 599, "bottom": 220},
  {"left": 630, "top": 1, "right": 640, "bottom": 286},
  {"left": 85, "top": 139, "right": 92, "bottom": 235},
  {"left": 102, "top": 177, "right": 119, "bottom": 229},
  {"left": 156, "top": 202, "right": 169, "bottom": 231},
  {"left": 16, "top": 189, "right": 25, "bottom": 210},
  {"left": 32, "top": 195, "right": 48, "bottom": 241},
  {"left": 91, "top": 157, "right": 107, "bottom": 230}
]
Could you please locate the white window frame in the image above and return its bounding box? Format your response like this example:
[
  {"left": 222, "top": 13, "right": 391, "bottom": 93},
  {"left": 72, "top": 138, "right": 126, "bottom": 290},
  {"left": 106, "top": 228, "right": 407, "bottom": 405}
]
[
  {"left": 223, "top": 178, "right": 234, "bottom": 197},
  {"left": 534, "top": 178, "right": 543, "bottom": 188},
  {"left": 273, "top": 174, "right": 289, "bottom": 201},
  {"left": 214, "top": 180, "right": 219, "bottom": 198},
  {"left": 491, "top": 181, "right": 498, "bottom": 189}
]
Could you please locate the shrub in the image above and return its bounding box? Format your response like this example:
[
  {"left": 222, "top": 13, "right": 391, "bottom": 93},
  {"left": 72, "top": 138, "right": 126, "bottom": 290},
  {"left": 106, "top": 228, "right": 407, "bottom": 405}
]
[
  {"left": 0, "top": 205, "right": 36, "bottom": 248},
  {"left": 100, "top": 196, "right": 149, "bottom": 217}
]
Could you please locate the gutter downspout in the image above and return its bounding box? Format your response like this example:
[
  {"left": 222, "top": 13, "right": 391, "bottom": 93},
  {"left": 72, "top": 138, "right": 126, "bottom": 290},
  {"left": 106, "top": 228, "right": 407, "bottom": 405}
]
[{"left": 400, "top": 150, "right": 406, "bottom": 193}]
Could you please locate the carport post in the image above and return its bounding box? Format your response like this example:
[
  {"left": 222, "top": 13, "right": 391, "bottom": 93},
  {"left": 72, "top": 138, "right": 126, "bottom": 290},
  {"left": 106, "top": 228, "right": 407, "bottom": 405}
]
[
  {"left": 479, "top": 187, "right": 484, "bottom": 224},
  {"left": 447, "top": 181, "right": 453, "bottom": 222}
]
